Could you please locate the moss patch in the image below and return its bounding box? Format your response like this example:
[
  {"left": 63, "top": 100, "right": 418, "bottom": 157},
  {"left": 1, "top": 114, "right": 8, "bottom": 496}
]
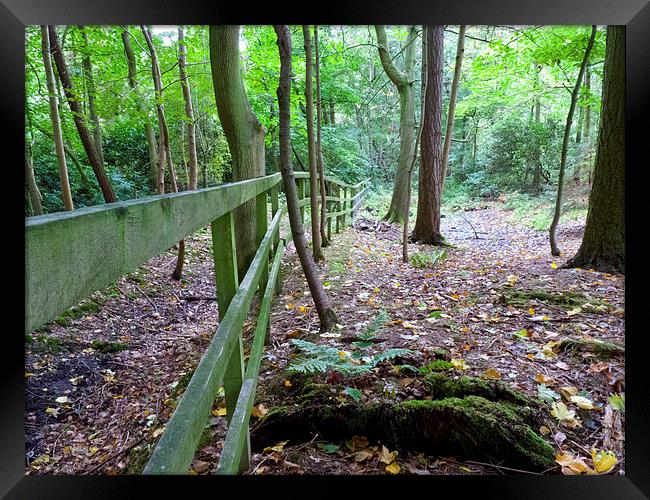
[
  {"left": 559, "top": 338, "right": 624, "bottom": 360},
  {"left": 91, "top": 340, "right": 129, "bottom": 354},
  {"left": 499, "top": 289, "right": 608, "bottom": 309}
]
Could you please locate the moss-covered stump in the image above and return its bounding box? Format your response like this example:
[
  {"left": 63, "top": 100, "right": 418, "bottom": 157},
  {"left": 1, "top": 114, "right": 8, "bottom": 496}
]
[
  {"left": 559, "top": 338, "right": 624, "bottom": 359},
  {"left": 499, "top": 289, "right": 608, "bottom": 309},
  {"left": 253, "top": 375, "right": 555, "bottom": 471}
]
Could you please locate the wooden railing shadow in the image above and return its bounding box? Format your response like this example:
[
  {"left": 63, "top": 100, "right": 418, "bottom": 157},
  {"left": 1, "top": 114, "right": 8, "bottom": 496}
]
[{"left": 25, "top": 172, "right": 369, "bottom": 475}]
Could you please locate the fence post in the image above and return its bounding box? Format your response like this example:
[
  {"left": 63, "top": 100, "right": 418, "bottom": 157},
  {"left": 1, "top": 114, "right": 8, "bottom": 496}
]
[
  {"left": 326, "top": 180, "right": 332, "bottom": 241},
  {"left": 297, "top": 177, "right": 305, "bottom": 224},
  {"left": 211, "top": 211, "right": 250, "bottom": 472},
  {"left": 256, "top": 190, "right": 270, "bottom": 344},
  {"left": 270, "top": 183, "right": 281, "bottom": 295},
  {"left": 342, "top": 187, "right": 348, "bottom": 228},
  {"left": 335, "top": 184, "right": 341, "bottom": 234}
]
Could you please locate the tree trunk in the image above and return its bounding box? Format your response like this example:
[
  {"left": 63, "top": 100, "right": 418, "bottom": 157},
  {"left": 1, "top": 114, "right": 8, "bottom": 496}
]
[
  {"left": 303, "top": 26, "right": 324, "bottom": 261},
  {"left": 274, "top": 25, "right": 337, "bottom": 332},
  {"left": 375, "top": 25, "right": 418, "bottom": 225},
  {"left": 41, "top": 26, "right": 74, "bottom": 211},
  {"left": 564, "top": 26, "right": 624, "bottom": 274},
  {"left": 121, "top": 28, "right": 158, "bottom": 185},
  {"left": 410, "top": 25, "right": 445, "bottom": 245},
  {"left": 48, "top": 25, "right": 116, "bottom": 204},
  {"left": 25, "top": 119, "right": 43, "bottom": 216},
  {"left": 79, "top": 26, "right": 104, "bottom": 167},
  {"left": 178, "top": 27, "right": 198, "bottom": 191},
  {"left": 403, "top": 25, "right": 428, "bottom": 263},
  {"left": 210, "top": 25, "right": 266, "bottom": 280},
  {"left": 549, "top": 25, "right": 597, "bottom": 257},
  {"left": 314, "top": 25, "right": 330, "bottom": 247},
  {"left": 441, "top": 25, "right": 466, "bottom": 185},
  {"left": 584, "top": 65, "right": 591, "bottom": 140},
  {"left": 329, "top": 96, "right": 335, "bottom": 125}
]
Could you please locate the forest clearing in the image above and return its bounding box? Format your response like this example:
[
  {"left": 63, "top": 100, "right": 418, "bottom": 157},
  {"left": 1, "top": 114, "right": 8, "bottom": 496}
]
[{"left": 24, "top": 24, "right": 624, "bottom": 477}]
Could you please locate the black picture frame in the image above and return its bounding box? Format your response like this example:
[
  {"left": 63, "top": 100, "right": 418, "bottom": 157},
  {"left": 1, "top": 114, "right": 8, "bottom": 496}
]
[{"left": 3, "top": 1, "right": 648, "bottom": 497}]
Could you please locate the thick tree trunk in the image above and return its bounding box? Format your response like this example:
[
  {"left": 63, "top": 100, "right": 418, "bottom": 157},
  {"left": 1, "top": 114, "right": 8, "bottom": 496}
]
[
  {"left": 375, "top": 25, "right": 418, "bottom": 225},
  {"left": 48, "top": 25, "right": 116, "bottom": 203},
  {"left": 121, "top": 28, "right": 158, "bottom": 185},
  {"left": 274, "top": 25, "right": 337, "bottom": 332},
  {"left": 41, "top": 26, "right": 74, "bottom": 211},
  {"left": 549, "top": 25, "right": 597, "bottom": 256},
  {"left": 314, "top": 25, "right": 330, "bottom": 247},
  {"left": 210, "top": 25, "right": 266, "bottom": 279},
  {"left": 79, "top": 26, "right": 104, "bottom": 167},
  {"left": 303, "top": 26, "right": 324, "bottom": 261},
  {"left": 564, "top": 26, "right": 624, "bottom": 274},
  {"left": 178, "top": 27, "right": 198, "bottom": 191},
  {"left": 441, "top": 25, "right": 466, "bottom": 184},
  {"left": 411, "top": 25, "right": 445, "bottom": 245}
]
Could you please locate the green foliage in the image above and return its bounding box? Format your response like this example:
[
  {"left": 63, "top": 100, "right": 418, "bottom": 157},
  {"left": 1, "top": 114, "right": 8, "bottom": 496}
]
[
  {"left": 288, "top": 339, "right": 411, "bottom": 375},
  {"left": 419, "top": 360, "right": 454, "bottom": 374},
  {"left": 410, "top": 248, "right": 447, "bottom": 268}
]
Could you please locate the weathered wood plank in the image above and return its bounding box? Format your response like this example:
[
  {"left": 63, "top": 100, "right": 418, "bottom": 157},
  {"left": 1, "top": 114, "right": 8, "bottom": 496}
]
[
  {"left": 25, "top": 173, "right": 282, "bottom": 334},
  {"left": 215, "top": 241, "right": 284, "bottom": 475},
  {"left": 142, "top": 206, "right": 284, "bottom": 475}
]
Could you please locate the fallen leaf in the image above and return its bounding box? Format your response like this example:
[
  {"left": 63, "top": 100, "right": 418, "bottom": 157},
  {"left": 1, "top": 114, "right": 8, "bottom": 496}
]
[
  {"left": 55, "top": 396, "right": 69, "bottom": 404},
  {"left": 385, "top": 461, "right": 401, "bottom": 474},
  {"left": 316, "top": 443, "right": 339, "bottom": 454},
  {"left": 555, "top": 452, "right": 596, "bottom": 475},
  {"left": 591, "top": 448, "right": 618, "bottom": 473},
  {"left": 354, "top": 449, "right": 374, "bottom": 462},
  {"left": 559, "top": 386, "right": 578, "bottom": 400},
  {"left": 345, "top": 436, "right": 369, "bottom": 451},
  {"left": 212, "top": 407, "right": 227, "bottom": 417},
  {"left": 539, "top": 425, "right": 550, "bottom": 436},
  {"left": 535, "top": 373, "right": 557, "bottom": 386},
  {"left": 551, "top": 402, "right": 581, "bottom": 428},
  {"left": 263, "top": 440, "right": 289, "bottom": 453},
  {"left": 284, "top": 380, "right": 293, "bottom": 388},
  {"left": 570, "top": 395, "right": 601, "bottom": 411},
  {"left": 252, "top": 404, "right": 269, "bottom": 418},
  {"left": 378, "top": 445, "right": 397, "bottom": 465},
  {"left": 483, "top": 368, "right": 502, "bottom": 380},
  {"left": 551, "top": 262, "right": 558, "bottom": 269},
  {"left": 608, "top": 393, "right": 625, "bottom": 412},
  {"left": 451, "top": 358, "right": 469, "bottom": 371}
]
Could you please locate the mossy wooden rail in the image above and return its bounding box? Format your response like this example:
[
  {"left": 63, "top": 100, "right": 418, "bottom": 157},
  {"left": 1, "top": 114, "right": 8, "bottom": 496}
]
[{"left": 25, "top": 171, "right": 369, "bottom": 475}]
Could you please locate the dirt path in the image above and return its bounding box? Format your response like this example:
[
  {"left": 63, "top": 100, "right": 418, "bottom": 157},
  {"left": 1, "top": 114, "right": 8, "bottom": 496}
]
[{"left": 25, "top": 205, "right": 624, "bottom": 476}]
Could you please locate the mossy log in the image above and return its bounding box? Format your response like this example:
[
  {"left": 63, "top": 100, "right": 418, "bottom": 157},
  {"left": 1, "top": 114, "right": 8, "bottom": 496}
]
[
  {"left": 499, "top": 289, "right": 607, "bottom": 309},
  {"left": 253, "top": 374, "right": 555, "bottom": 471},
  {"left": 558, "top": 338, "right": 624, "bottom": 359}
]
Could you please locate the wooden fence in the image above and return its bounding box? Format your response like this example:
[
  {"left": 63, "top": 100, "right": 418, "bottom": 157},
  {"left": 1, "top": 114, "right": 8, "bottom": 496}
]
[{"left": 25, "top": 172, "right": 369, "bottom": 475}]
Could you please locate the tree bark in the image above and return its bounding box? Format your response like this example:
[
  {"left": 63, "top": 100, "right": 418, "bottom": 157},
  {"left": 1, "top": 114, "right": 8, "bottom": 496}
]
[
  {"left": 25, "top": 113, "right": 44, "bottom": 216},
  {"left": 178, "top": 27, "right": 198, "bottom": 191},
  {"left": 375, "top": 25, "right": 418, "bottom": 225},
  {"left": 303, "top": 26, "right": 324, "bottom": 261},
  {"left": 41, "top": 25, "right": 74, "bottom": 211},
  {"left": 410, "top": 25, "right": 445, "bottom": 245},
  {"left": 121, "top": 28, "right": 158, "bottom": 185},
  {"left": 79, "top": 26, "right": 104, "bottom": 167},
  {"left": 314, "top": 25, "right": 330, "bottom": 247},
  {"left": 274, "top": 25, "right": 337, "bottom": 332},
  {"left": 210, "top": 25, "right": 266, "bottom": 279},
  {"left": 441, "top": 25, "right": 466, "bottom": 184},
  {"left": 549, "top": 25, "right": 597, "bottom": 256},
  {"left": 48, "top": 25, "right": 116, "bottom": 203},
  {"left": 564, "top": 26, "right": 624, "bottom": 274}
]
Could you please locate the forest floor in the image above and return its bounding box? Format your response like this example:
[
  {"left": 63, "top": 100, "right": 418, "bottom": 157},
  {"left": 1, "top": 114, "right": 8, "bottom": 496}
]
[{"left": 24, "top": 201, "right": 625, "bottom": 476}]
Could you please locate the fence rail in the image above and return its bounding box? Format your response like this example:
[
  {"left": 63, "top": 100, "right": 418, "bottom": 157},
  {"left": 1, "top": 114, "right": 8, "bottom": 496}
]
[{"left": 25, "top": 171, "right": 369, "bottom": 475}]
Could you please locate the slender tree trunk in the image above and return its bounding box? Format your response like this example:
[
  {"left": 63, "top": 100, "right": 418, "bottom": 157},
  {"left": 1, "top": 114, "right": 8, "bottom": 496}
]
[
  {"left": 411, "top": 25, "right": 445, "bottom": 245},
  {"left": 375, "top": 25, "right": 418, "bottom": 225},
  {"left": 178, "top": 27, "right": 198, "bottom": 191},
  {"left": 584, "top": 65, "right": 591, "bottom": 141},
  {"left": 25, "top": 116, "right": 44, "bottom": 215},
  {"left": 48, "top": 25, "right": 116, "bottom": 203},
  {"left": 329, "top": 96, "right": 335, "bottom": 125},
  {"left": 314, "top": 25, "right": 330, "bottom": 247},
  {"left": 549, "top": 25, "right": 597, "bottom": 256},
  {"left": 274, "top": 25, "right": 337, "bottom": 332},
  {"left": 41, "top": 26, "right": 74, "bottom": 211},
  {"left": 403, "top": 25, "right": 428, "bottom": 263},
  {"left": 441, "top": 25, "right": 466, "bottom": 185},
  {"left": 303, "top": 26, "right": 323, "bottom": 261},
  {"left": 564, "top": 26, "right": 624, "bottom": 274},
  {"left": 121, "top": 28, "right": 158, "bottom": 185},
  {"left": 79, "top": 26, "right": 104, "bottom": 167},
  {"left": 210, "top": 25, "right": 266, "bottom": 279}
]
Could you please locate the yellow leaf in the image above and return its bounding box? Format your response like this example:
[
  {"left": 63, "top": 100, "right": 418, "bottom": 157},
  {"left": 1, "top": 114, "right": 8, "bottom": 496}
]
[
  {"left": 528, "top": 308, "right": 536, "bottom": 315},
  {"left": 152, "top": 427, "right": 164, "bottom": 438},
  {"left": 373, "top": 287, "right": 380, "bottom": 293},
  {"left": 378, "top": 445, "right": 397, "bottom": 465},
  {"left": 284, "top": 379, "right": 293, "bottom": 388},
  {"left": 30, "top": 454, "right": 50, "bottom": 467},
  {"left": 556, "top": 452, "right": 596, "bottom": 475},
  {"left": 451, "top": 358, "right": 469, "bottom": 371},
  {"left": 535, "top": 373, "right": 557, "bottom": 386},
  {"left": 45, "top": 407, "right": 59, "bottom": 417},
  {"left": 385, "top": 461, "right": 401, "bottom": 474},
  {"left": 286, "top": 303, "right": 295, "bottom": 310},
  {"left": 252, "top": 404, "right": 269, "bottom": 418},
  {"left": 338, "top": 351, "right": 348, "bottom": 360},
  {"left": 212, "top": 407, "right": 227, "bottom": 417},
  {"left": 551, "top": 402, "right": 582, "bottom": 428},
  {"left": 539, "top": 425, "right": 550, "bottom": 436},
  {"left": 88, "top": 446, "right": 99, "bottom": 457},
  {"left": 263, "top": 440, "right": 289, "bottom": 454},
  {"left": 570, "top": 395, "right": 601, "bottom": 411},
  {"left": 559, "top": 386, "right": 578, "bottom": 400},
  {"left": 591, "top": 448, "right": 618, "bottom": 473},
  {"left": 483, "top": 368, "right": 502, "bottom": 380},
  {"left": 551, "top": 262, "right": 558, "bottom": 269},
  {"left": 188, "top": 469, "right": 198, "bottom": 475},
  {"left": 402, "top": 321, "right": 418, "bottom": 330}
]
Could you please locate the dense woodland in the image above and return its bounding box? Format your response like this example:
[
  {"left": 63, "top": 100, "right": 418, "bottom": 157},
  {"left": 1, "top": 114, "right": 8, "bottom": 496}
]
[{"left": 25, "top": 25, "right": 624, "bottom": 476}]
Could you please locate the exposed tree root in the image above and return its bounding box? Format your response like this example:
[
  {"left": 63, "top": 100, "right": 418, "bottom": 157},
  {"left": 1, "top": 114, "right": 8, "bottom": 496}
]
[{"left": 253, "top": 373, "right": 555, "bottom": 471}]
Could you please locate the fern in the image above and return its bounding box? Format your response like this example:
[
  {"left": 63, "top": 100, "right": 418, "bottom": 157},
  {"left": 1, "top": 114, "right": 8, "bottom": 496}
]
[
  {"left": 287, "top": 339, "right": 412, "bottom": 375},
  {"left": 356, "top": 309, "right": 390, "bottom": 341}
]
